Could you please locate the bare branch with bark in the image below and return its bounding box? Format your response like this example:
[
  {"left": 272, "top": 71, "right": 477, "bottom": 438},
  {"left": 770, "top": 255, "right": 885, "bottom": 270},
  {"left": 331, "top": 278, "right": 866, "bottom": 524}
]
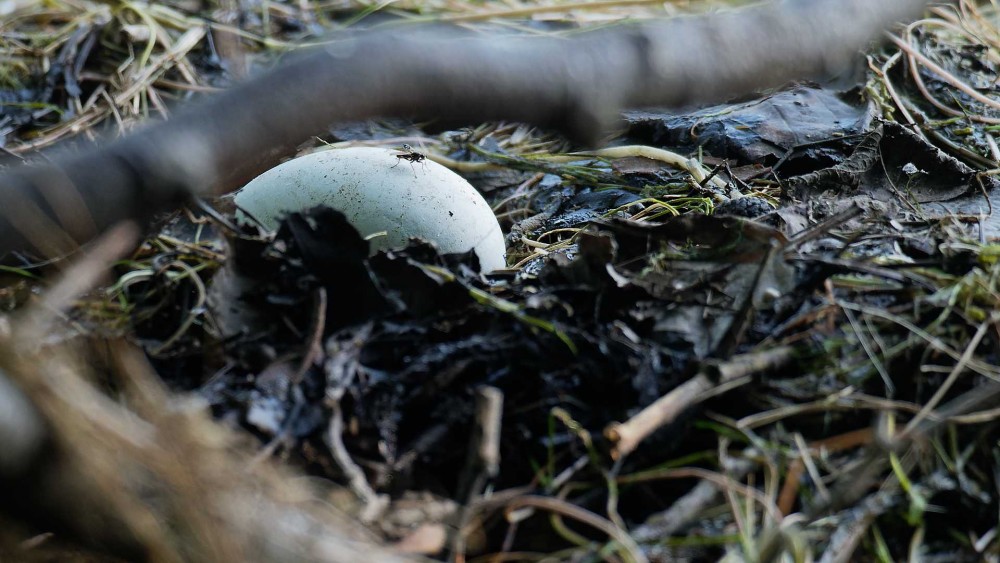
[{"left": 0, "top": 0, "right": 929, "bottom": 258}]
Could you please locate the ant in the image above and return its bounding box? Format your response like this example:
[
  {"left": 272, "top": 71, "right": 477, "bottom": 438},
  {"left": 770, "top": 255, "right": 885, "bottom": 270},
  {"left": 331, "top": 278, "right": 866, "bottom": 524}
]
[{"left": 391, "top": 144, "right": 427, "bottom": 175}]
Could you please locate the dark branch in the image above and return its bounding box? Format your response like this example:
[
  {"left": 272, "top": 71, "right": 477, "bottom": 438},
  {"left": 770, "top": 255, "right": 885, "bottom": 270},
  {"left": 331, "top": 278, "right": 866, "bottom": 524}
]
[{"left": 0, "top": 0, "right": 929, "bottom": 258}]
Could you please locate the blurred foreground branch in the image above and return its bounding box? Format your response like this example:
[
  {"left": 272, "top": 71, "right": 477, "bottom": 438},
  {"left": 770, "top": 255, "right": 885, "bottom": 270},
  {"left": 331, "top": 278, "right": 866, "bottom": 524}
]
[{"left": 0, "top": 0, "right": 929, "bottom": 258}]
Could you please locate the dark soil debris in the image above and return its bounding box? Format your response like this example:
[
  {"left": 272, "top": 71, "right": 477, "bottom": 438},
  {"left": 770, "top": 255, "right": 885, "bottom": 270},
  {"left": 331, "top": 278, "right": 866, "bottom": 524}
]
[{"left": 2, "top": 1, "right": 1000, "bottom": 562}]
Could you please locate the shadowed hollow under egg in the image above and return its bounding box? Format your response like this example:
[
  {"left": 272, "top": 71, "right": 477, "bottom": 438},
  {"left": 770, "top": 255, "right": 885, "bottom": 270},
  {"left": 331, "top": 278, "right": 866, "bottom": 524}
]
[{"left": 233, "top": 147, "right": 507, "bottom": 272}]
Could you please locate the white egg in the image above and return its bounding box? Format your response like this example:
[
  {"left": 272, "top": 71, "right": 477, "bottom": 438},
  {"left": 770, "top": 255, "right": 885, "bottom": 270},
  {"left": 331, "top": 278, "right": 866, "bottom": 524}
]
[{"left": 234, "top": 147, "right": 507, "bottom": 272}]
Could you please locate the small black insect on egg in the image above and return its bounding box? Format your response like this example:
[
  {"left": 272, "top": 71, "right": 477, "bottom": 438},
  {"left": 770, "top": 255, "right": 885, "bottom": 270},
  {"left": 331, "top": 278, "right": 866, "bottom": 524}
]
[{"left": 391, "top": 144, "right": 427, "bottom": 176}]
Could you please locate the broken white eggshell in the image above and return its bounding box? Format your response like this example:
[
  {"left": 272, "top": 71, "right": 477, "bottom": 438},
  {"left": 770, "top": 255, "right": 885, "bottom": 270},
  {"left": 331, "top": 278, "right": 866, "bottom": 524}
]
[{"left": 233, "top": 147, "right": 507, "bottom": 272}]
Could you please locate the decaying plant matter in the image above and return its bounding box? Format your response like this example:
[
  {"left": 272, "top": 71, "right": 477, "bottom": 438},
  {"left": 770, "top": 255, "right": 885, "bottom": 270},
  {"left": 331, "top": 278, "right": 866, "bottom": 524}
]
[{"left": 5, "top": 0, "right": 985, "bottom": 562}]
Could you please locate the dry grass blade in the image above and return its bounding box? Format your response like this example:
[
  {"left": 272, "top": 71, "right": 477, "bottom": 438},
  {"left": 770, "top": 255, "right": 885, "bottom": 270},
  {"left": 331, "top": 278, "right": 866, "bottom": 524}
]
[
  {"left": 902, "top": 315, "right": 993, "bottom": 435},
  {"left": 888, "top": 31, "right": 1000, "bottom": 125},
  {"left": 503, "top": 495, "right": 647, "bottom": 563}
]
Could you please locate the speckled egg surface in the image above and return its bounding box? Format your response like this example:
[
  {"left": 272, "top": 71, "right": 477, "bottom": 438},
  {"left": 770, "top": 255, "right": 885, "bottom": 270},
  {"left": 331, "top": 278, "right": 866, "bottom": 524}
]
[{"left": 234, "top": 147, "right": 507, "bottom": 272}]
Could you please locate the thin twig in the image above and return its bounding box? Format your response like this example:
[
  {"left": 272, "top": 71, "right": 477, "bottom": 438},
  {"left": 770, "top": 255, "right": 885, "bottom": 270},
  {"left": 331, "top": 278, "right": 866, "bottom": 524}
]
[
  {"left": 503, "top": 495, "right": 647, "bottom": 563},
  {"left": 453, "top": 386, "right": 504, "bottom": 561},
  {"left": 605, "top": 345, "right": 797, "bottom": 458},
  {"left": 326, "top": 401, "right": 389, "bottom": 523},
  {"left": 291, "top": 287, "right": 327, "bottom": 387}
]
